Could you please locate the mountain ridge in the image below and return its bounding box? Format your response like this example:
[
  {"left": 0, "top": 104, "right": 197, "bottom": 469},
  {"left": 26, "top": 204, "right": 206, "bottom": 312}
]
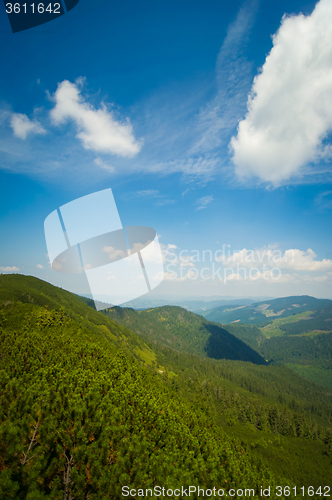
[
  {"left": 103, "top": 304, "right": 267, "bottom": 365},
  {"left": 199, "top": 295, "right": 332, "bottom": 325}
]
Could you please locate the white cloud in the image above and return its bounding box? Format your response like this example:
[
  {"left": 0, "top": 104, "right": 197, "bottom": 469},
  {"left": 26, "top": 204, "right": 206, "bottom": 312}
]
[
  {"left": 0, "top": 266, "right": 19, "bottom": 272},
  {"left": 136, "top": 190, "right": 159, "bottom": 197},
  {"left": 36, "top": 264, "right": 44, "bottom": 269},
  {"left": 10, "top": 113, "right": 46, "bottom": 140},
  {"left": 195, "top": 195, "right": 214, "bottom": 211},
  {"left": 94, "top": 157, "right": 115, "bottom": 173},
  {"left": 315, "top": 190, "right": 332, "bottom": 211},
  {"left": 231, "top": 0, "right": 332, "bottom": 184},
  {"left": 218, "top": 246, "right": 332, "bottom": 272},
  {"left": 152, "top": 157, "right": 220, "bottom": 180},
  {"left": 155, "top": 198, "right": 176, "bottom": 207},
  {"left": 50, "top": 80, "right": 142, "bottom": 157},
  {"left": 129, "top": 189, "right": 176, "bottom": 206},
  {"left": 180, "top": 255, "right": 195, "bottom": 268},
  {"left": 102, "top": 246, "right": 127, "bottom": 260},
  {"left": 193, "top": 0, "right": 258, "bottom": 156},
  {"left": 280, "top": 249, "right": 332, "bottom": 271}
]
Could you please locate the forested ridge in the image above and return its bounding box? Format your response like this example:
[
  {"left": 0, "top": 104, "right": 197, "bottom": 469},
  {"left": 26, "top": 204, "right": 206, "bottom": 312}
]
[
  {"left": 200, "top": 296, "right": 332, "bottom": 326},
  {"left": 104, "top": 306, "right": 266, "bottom": 365},
  {"left": 0, "top": 275, "right": 332, "bottom": 499},
  {"left": 217, "top": 311, "right": 332, "bottom": 390}
]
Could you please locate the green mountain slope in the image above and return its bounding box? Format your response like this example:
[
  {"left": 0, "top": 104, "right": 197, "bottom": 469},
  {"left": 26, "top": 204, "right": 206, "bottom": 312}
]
[
  {"left": 200, "top": 296, "right": 332, "bottom": 325},
  {"left": 218, "top": 316, "right": 332, "bottom": 389},
  {"left": 0, "top": 274, "right": 159, "bottom": 366},
  {"left": 259, "top": 332, "right": 332, "bottom": 370},
  {"left": 1, "top": 302, "right": 280, "bottom": 499},
  {"left": 1, "top": 275, "right": 332, "bottom": 497},
  {"left": 103, "top": 305, "right": 267, "bottom": 365}
]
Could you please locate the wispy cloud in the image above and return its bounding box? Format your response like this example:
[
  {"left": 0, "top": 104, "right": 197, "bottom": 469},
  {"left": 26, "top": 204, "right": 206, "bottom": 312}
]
[
  {"left": 132, "top": 0, "right": 259, "bottom": 184},
  {"left": 94, "top": 157, "right": 115, "bottom": 173},
  {"left": 192, "top": 0, "right": 258, "bottom": 156},
  {"left": 130, "top": 189, "right": 176, "bottom": 206},
  {"left": 315, "top": 190, "right": 332, "bottom": 212},
  {"left": 136, "top": 190, "right": 160, "bottom": 197},
  {"left": 195, "top": 194, "right": 214, "bottom": 211},
  {"left": 0, "top": 3, "right": 258, "bottom": 185}
]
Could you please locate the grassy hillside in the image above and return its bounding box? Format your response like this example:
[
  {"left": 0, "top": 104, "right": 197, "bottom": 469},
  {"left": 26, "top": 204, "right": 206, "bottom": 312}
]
[
  {"left": 200, "top": 296, "right": 332, "bottom": 325},
  {"left": 1, "top": 275, "right": 332, "bottom": 497},
  {"left": 103, "top": 305, "right": 267, "bottom": 365}
]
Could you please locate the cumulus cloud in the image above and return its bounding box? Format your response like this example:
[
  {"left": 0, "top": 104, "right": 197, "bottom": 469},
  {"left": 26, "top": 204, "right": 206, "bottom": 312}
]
[
  {"left": 50, "top": 80, "right": 142, "bottom": 157},
  {"left": 218, "top": 246, "right": 332, "bottom": 272},
  {"left": 10, "top": 113, "right": 46, "bottom": 140},
  {"left": 231, "top": 0, "right": 332, "bottom": 184},
  {"left": 36, "top": 264, "right": 44, "bottom": 269},
  {"left": 195, "top": 195, "right": 214, "bottom": 211},
  {"left": 0, "top": 266, "right": 19, "bottom": 272}
]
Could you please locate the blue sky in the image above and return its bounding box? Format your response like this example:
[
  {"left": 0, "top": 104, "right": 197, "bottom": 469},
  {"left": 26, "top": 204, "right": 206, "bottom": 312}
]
[{"left": 1, "top": 0, "right": 332, "bottom": 299}]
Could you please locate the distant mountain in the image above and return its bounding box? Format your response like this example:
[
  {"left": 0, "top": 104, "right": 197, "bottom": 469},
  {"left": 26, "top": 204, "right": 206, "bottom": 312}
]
[
  {"left": 220, "top": 307, "right": 332, "bottom": 389},
  {"left": 92, "top": 294, "right": 275, "bottom": 311},
  {"left": 199, "top": 295, "right": 332, "bottom": 325},
  {"left": 103, "top": 305, "right": 267, "bottom": 365},
  {"left": 190, "top": 298, "right": 256, "bottom": 313}
]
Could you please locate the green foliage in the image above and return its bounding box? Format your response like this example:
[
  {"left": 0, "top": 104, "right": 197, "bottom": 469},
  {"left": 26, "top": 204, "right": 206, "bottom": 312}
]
[
  {"left": 1, "top": 275, "right": 331, "bottom": 498},
  {"left": 220, "top": 324, "right": 264, "bottom": 351},
  {"left": 104, "top": 306, "right": 266, "bottom": 364},
  {"left": 1, "top": 302, "right": 278, "bottom": 499},
  {"left": 258, "top": 332, "right": 332, "bottom": 369},
  {"left": 286, "top": 364, "right": 332, "bottom": 391}
]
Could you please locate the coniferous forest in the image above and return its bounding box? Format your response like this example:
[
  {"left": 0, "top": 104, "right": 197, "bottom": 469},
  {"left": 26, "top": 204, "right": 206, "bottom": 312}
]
[{"left": 0, "top": 274, "right": 331, "bottom": 499}]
